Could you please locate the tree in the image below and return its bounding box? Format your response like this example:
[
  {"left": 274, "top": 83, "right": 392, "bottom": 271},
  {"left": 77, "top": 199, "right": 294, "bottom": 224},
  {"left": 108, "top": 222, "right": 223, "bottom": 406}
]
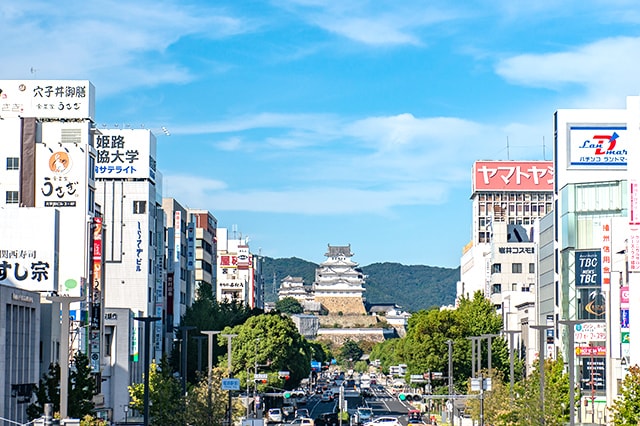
[
  {"left": 611, "top": 364, "right": 640, "bottom": 425},
  {"left": 129, "top": 357, "right": 184, "bottom": 426},
  {"left": 27, "top": 362, "right": 60, "bottom": 420},
  {"left": 68, "top": 351, "right": 96, "bottom": 419},
  {"left": 221, "top": 312, "right": 312, "bottom": 389},
  {"left": 184, "top": 367, "right": 237, "bottom": 425},
  {"left": 275, "top": 297, "right": 303, "bottom": 314},
  {"left": 340, "top": 340, "right": 364, "bottom": 364},
  {"left": 27, "top": 352, "right": 98, "bottom": 421}
]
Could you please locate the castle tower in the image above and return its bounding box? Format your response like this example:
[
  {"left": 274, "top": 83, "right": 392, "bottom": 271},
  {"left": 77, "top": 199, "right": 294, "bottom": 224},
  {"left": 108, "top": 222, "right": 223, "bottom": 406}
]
[{"left": 312, "top": 244, "right": 367, "bottom": 315}]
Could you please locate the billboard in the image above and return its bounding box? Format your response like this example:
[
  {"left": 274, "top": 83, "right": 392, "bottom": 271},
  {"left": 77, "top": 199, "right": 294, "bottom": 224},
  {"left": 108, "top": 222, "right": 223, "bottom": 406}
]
[
  {"left": 568, "top": 125, "right": 628, "bottom": 167},
  {"left": 35, "top": 121, "right": 91, "bottom": 297},
  {"left": 94, "top": 129, "right": 156, "bottom": 181},
  {"left": 0, "top": 208, "right": 59, "bottom": 292},
  {"left": 473, "top": 161, "right": 553, "bottom": 192},
  {"left": 0, "top": 80, "right": 95, "bottom": 120},
  {"left": 575, "top": 250, "right": 601, "bottom": 287}
]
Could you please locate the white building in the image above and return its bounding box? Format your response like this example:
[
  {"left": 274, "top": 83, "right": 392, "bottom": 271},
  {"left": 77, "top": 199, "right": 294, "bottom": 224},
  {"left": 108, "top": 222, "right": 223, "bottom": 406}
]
[
  {"left": 94, "top": 128, "right": 165, "bottom": 421},
  {"left": 216, "top": 228, "right": 263, "bottom": 308},
  {"left": 278, "top": 276, "right": 313, "bottom": 302},
  {"left": 548, "top": 97, "right": 634, "bottom": 419},
  {"left": 312, "top": 245, "right": 366, "bottom": 315}
]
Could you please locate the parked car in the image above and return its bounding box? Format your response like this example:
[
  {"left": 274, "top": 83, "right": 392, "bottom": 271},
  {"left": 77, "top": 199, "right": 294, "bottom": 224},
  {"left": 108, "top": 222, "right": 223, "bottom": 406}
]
[
  {"left": 295, "top": 408, "right": 310, "bottom": 418},
  {"left": 267, "top": 408, "right": 283, "bottom": 423},
  {"left": 363, "top": 417, "right": 402, "bottom": 426}
]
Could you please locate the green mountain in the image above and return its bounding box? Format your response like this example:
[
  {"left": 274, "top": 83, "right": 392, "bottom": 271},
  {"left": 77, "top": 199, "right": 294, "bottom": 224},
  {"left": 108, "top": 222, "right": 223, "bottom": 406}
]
[{"left": 261, "top": 257, "right": 460, "bottom": 313}]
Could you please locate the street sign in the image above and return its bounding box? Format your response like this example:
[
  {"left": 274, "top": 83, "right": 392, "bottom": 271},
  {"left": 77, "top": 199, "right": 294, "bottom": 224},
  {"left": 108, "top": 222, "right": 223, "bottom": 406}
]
[
  {"left": 254, "top": 373, "right": 268, "bottom": 381},
  {"left": 278, "top": 371, "right": 290, "bottom": 378},
  {"left": 221, "top": 378, "right": 240, "bottom": 390}
]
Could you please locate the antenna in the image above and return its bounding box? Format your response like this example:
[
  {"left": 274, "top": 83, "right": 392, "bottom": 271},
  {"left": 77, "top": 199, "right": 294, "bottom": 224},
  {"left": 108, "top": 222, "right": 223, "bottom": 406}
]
[
  {"left": 506, "top": 136, "right": 510, "bottom": 160},
  {"left": 542, "top": 136, "right": 546, "bottom": 160},
  {"left": 30, "top": 67, "right": 37, "bottom": 77},
  {"left": 232, "top": 224, "right": 238, "bottom": 239}
]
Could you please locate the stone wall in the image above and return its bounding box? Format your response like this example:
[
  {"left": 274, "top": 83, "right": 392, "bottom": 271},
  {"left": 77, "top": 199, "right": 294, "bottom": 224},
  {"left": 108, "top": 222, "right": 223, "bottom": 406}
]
[
  {"left": 316, "top": 328, "right": 386, "bottom": 346},
  {"left": 318, "top": 313, "right": 379, "bottom": 328},
  {"left": 314, "top": 296, "right": 366, "bottom": 315}
]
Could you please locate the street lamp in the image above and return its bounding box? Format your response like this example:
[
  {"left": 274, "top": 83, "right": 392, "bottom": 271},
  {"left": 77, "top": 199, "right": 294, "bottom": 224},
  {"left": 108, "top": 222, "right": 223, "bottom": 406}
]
[
  {"left": 530, "top": 324, "right": 554, "bottom": 425},
  {"left": 446, "top": 339, "right": 454, "bottom": 426},
  {"left": 134, "top": 316, "right": 161, "bottom": 426},
  {"left": 201, "top": 331, "right": 221, "bottom": 425},
  {"left": 194, "top": 335, "right": 207, "bottom": 373}
]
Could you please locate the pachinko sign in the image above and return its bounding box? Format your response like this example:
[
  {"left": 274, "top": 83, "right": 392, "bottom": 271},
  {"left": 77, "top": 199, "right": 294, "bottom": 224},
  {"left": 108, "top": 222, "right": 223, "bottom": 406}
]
[{"left": 569, "top": 126, "right": 628, "bottom": 167}]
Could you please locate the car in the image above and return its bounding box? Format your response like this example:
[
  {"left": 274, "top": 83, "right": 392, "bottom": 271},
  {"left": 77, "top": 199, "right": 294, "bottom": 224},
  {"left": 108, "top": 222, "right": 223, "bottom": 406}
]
[
  {"left": 288, "top": 417, "right": 315, "bottom": 425},
  {"left": 352, "top": 407, "right": 374, "bottom": 425},
  {"left": 295, "top": 408, "right": 310, "bottom": 418},
  {"left": 363, "top": 417, "right": 402, "bottom": 426},
  {"left": 267, "top": 408, "right": 283, "bottom": 423},
  {"left": 320, "top": 391, "right": 334, "bottom": 402},
  {"left": 315, "top": 412, "right": 338, "bottom": 426},
  {"left": 407, "top": 409, "right": 426, "bottom": 426}
]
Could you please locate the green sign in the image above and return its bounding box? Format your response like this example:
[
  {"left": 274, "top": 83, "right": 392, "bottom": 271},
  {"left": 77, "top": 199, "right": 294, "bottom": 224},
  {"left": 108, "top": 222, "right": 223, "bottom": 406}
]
[{"left": 621, "top": 332, "right": 630, "bottom": 344}]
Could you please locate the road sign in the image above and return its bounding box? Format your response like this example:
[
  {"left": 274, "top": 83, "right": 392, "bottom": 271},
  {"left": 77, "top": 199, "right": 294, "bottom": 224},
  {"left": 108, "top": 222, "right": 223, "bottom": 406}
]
[
  {"left": 278, "top": 371, "right": 290, "bottom": 378},
  {"left": 221, "top": 378, "right": 240, "bottom": 390},
  {"left": 254, "top": 373, "right": 268, "bottom": 381}
]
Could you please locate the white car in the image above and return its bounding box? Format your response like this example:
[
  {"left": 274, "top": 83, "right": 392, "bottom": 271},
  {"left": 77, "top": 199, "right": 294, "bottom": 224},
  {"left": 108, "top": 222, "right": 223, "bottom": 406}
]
[
  {"left": 267, "top": 408, "right": 283, "bottom": 423},
  {"left": 288, "top": 417, "right": 315, "bottom": 425},
  {"left": 363, "top": 417, "right": 402, "bottom": 426}
]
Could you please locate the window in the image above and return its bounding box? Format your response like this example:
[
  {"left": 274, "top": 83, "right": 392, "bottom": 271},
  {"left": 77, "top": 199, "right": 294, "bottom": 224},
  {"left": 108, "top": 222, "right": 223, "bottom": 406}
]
[
  {"left": 133, "top": 200, "right": 147, "bottom": 214},
  {"left": 5, "top": 191, "right": 18, "bottom": 204},
  {"left": 522, "top": 285, "right": 530, "bottom": 292},
  {"left": 491, "top": 263, "right": 502, "bottom": 274},
  {"left": 512, "top": 283, "right": 517, "bottom": 291},
  {"left": 529, "top": 263, "right": 535, "bottom": 273},
  {"left": 492, "top": 283, "right": 501, "bottom": 294},
  {"left": 6, "top": 157, "right": 19, "bottom": 170},
  {"left": 512, "top": 263, "right": 522, "bottom": 273}
]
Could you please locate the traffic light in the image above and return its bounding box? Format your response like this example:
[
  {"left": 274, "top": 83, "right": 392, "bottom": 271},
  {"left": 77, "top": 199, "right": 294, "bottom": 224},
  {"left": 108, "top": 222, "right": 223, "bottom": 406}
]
[
  {"left": 292, "top": 391, "right": 305, "bottom": 399},
  {"left": 283, "top": 391, "right": 292, "bottom": 399},
  {"left": 398, "top": 393, "right": 423, "bottom": 402}
]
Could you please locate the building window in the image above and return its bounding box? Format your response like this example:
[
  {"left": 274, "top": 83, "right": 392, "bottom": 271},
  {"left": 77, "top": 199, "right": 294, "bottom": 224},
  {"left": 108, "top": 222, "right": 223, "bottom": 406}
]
[
  {"left": 5, "top": 190, "right": 18, "bottom": 204},
  {"left": 491, "top": 263, "right": 502, "bottom": 274},
  {"left": 529, "top": 263, "right": 535, "bottom": 274},
  {"left": 6, "top": 157, "right": 19, "bottom": 170},
  {"left": 512, "top": 263, "right": 522, "bottom": 273},
  {"left": 492, "top": 283, "right": 501, "bottom": 294},
  {"left": 133, "top": 200, "right": 147, "bottom": 214},
  {"left": 522, "top": 285, "right": 531, "bottom": 292},
  {"left": 512, "top": 283, "right": 517, "bottom": 291}
]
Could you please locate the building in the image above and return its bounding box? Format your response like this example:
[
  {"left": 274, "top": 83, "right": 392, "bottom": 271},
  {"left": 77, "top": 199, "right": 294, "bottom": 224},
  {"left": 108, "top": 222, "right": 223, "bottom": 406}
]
[
  {"left": 548, "top": 97, "right": 634, "bottom": 419},
  {"left": 312, "top": 245, "right": 366, "bottom": 315},
  {"left": 278, "top": 276, "right": 313, "bottom": 302},
  {"left": 94, "top": 128, "right": 165, "bottom": 420},
  {"left": 216, "top": 228, "right": 263, "bottom": 308},
  {"left": 187, "top": 209, "right": 218, "bottom": 299}
]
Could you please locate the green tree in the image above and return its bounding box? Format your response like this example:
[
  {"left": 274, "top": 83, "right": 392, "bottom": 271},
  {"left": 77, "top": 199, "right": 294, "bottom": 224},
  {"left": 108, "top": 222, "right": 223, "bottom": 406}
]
[
  {"left": 611, "top": 364, "right": 640, "bottom": 425},
  {"left": 129, "top": 357, "right": 184, "bottom": 426},
  {"left": 275, "top": 297, "right": 303, "bottom": 314},
  {"left": 27, "top": 362, "right": 61, "bottom": 420},
  {"left": 68, "top": 351, "right": 96, "bottom": 419},
  {"left": 221, "top": 312, "right": 312, "bottom": 389},
  {"left": 184, "top": 367, "right": 234, "bottom": 426},
  {"left": 340, "top": 340, "right": 364, "bottom": 364}
]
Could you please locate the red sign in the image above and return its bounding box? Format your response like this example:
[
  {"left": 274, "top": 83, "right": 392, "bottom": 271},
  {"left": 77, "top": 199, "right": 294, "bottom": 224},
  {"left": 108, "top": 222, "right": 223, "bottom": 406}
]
[
  {"left": 473, "top": 161, "right": 554, "bottom": 192},
  {"left": 575, "top": 345, "right": 607, "bottom": 357}
]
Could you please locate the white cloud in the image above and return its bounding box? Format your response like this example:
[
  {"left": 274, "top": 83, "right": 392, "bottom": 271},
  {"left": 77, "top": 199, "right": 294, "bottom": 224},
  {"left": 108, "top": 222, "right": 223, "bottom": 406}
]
[{"left": 496, "top": 36, "right": 640, "bottom": 108}]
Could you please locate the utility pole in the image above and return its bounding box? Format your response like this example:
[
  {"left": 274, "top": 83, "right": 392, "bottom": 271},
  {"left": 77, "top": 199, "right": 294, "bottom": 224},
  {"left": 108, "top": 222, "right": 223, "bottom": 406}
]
[
  {"left": 502, "top": 330, "right": 521, "bottom": 399},
  {"left": 447, "top": 340, "right": 454, "bottom": 426},
  {"left": 134, "top": 316, "right": 161, "bottom": 426},
  {"left": 222, "top": 333, "right": 238, "bottom": 426},
  {"left": 201, "top": 331, "right": 221, "bottom": 425},
  {"left": 179, "top": 326, "right": 196, "bottom": 396},
  {"left": 481, "top": 334, "right": 499, "bottom": 372},
  {"left": 46, "top": 294, "right": 84, "bottom": 420},
  {"left": 193, "top": 335, "right": 207, "bottom": 373},
  {"left": 531, "top": 324, "right": 553, "bottom": 425}
]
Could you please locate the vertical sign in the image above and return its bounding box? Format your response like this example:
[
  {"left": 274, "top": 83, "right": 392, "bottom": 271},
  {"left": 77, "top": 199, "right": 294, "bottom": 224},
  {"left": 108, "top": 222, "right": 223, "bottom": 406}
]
[
  {"left": 575, "top": 250, "right": 601, "bottom": 287},
  {"left": 89, "top": 217, "right": 103, "bottom": 372},
  {"left": 130, "top": 312, "right": 139, "bottom": 362},
  {"left": 629, "top": 180, "right": 640, "bottom": 272},
  {"left": 599, "top": 219, "right": 612, "bottom": 289},
  {"left": 174, "top": 211, "right": 182, "bottom": 263},
  {"left": 187, "top": 222, "right": 196, "bottom": 271}
]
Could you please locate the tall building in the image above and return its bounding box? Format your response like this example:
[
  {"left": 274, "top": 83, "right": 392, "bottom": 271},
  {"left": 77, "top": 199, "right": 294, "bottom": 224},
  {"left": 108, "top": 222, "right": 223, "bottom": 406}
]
[
  {"left": 187, "top": 209, "right": 218, "bottom": 299},
  {"left": 312, "top": 244, "right": 366, "bottom": 315},
  {"left": 0, "top": 79, "right": 100, "bottom": 422},
  {"left": 94, "top": 128, "right": 165, "bottom": 419},
  {"left": 548, "top": 97, "right": 633, "bottom": 418},
  {"left": 162, "top": 198, "right": 194, "bottom": 328}
]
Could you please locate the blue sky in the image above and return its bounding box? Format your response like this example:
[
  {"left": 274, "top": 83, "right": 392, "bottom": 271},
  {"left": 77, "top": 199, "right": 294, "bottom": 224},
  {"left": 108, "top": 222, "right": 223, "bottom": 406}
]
[{"left": 4, "top": 1, "right": 640, "bottom": 267}]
